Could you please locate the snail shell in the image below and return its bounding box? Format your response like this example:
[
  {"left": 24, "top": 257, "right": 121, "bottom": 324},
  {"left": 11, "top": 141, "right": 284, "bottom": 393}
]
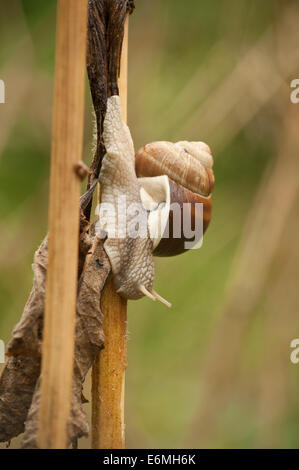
[
  {"left": 136, "top": 141, "right": 214, "bottom": 256},
  {"left": 136, "top": 141, "right": 214, "bottom": 196}
]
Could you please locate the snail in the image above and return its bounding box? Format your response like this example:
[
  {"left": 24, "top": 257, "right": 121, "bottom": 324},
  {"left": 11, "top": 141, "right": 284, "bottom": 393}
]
[{"left": 97, "top": 95, "right": 214, "bottom": 307}]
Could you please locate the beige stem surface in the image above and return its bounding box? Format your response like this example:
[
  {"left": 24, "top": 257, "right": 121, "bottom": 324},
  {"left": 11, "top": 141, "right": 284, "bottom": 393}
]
[
  {"left": 91, "top": 14, "right": 129, "bottom": 450},
  {"left": 38, "top": 0, "right": 88, "bottom": 449}
]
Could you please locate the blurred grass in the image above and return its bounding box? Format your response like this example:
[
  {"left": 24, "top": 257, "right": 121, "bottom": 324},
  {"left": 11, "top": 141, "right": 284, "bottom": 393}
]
[{"left": 1, "top": 0, "right": 299, "bottom": 449}]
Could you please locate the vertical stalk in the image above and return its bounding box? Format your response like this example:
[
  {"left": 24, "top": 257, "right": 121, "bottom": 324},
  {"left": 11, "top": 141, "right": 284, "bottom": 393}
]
[
  {"left": 91, "top": 14, "right": 129, "bottom": 450},
  {"left": 38, "top": 0, "right": 88, "bottom": 449},
  {"left": 119, "top": 15, "right": 129, "bottom": 122}
]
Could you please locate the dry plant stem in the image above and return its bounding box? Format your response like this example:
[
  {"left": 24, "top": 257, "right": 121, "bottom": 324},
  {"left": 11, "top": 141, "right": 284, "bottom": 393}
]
[
  {"left": 85, "top": 0, "right": 134, "bottom": 220},
  {"left": 118, "top": 15, "right": 129, "bottom": 122},
  {"left": 91, "top": 12, "right": 129, "bottom": 451},
  {"left": 92, "top": 281, "right": 127, "bottom": 448},
  {"left": 38, "top": 0, "right": 89, "bottom": 449}
]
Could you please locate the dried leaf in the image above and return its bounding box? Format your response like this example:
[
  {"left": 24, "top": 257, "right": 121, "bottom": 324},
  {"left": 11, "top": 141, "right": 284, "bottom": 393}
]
[
  {"left": 21, "top": 238, "right": 111, "bottom": 448},
  {"left": 0, "top": 237, "right": 48, "bottom": 443}
]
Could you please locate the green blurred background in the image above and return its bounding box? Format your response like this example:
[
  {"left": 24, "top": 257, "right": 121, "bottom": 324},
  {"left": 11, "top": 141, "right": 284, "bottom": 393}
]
[{"left": 1, "top": 0, "right": 299, "bottom": 448}]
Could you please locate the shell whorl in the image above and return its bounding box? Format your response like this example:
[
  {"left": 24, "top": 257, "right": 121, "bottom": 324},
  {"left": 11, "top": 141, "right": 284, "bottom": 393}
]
[{"left": 135, "top": 141, "right": 214, "bottom": 197}]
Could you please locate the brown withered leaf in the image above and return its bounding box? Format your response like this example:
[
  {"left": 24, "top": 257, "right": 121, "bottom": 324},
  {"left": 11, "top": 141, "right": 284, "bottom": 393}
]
[
  {"left": 0, "top": 219, "right": 96, "bottom": 446},
  {"left": 0, "top": 357, "right": 41, "bottom": 443},
  {"left": 21, "top": 238, "right": 111, "bottom": 448},
  {"left": 7, "top": 236, "right": 48, "bottom": 358},
  {"left": 0, "top": 236, "right": 48, "bottom": 443}
]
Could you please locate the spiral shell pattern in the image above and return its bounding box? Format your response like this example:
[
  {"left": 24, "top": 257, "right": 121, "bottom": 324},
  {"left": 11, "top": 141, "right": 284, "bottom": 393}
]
[{"left": 135, "top": 141, "right": 214, "bottom": 197}]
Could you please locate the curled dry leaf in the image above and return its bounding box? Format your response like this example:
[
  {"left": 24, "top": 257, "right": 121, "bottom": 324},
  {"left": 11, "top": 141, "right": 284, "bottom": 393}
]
[
  {"left": 21, "top": 237, "right": 110, "bottom": 449},
  {"left": 0, "top": 236, "right": 48, "bottom": 443},
  {"left": 0, "top": 218, "right": 111, "bottom": 447},
  {"left": 0, "top": 357, "right": 41, "bottom": 443}
]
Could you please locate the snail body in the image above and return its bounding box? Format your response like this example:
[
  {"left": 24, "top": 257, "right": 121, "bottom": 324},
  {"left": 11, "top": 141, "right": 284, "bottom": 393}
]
[
  {"left": 98, "top": 96, "right": 214, "bottom": 306},
  {"left": 99, "top": 96, "right": 154, "bottom": 300},
  {"left": 98, "top": 96, "right": 170, "bottom": 306}
]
